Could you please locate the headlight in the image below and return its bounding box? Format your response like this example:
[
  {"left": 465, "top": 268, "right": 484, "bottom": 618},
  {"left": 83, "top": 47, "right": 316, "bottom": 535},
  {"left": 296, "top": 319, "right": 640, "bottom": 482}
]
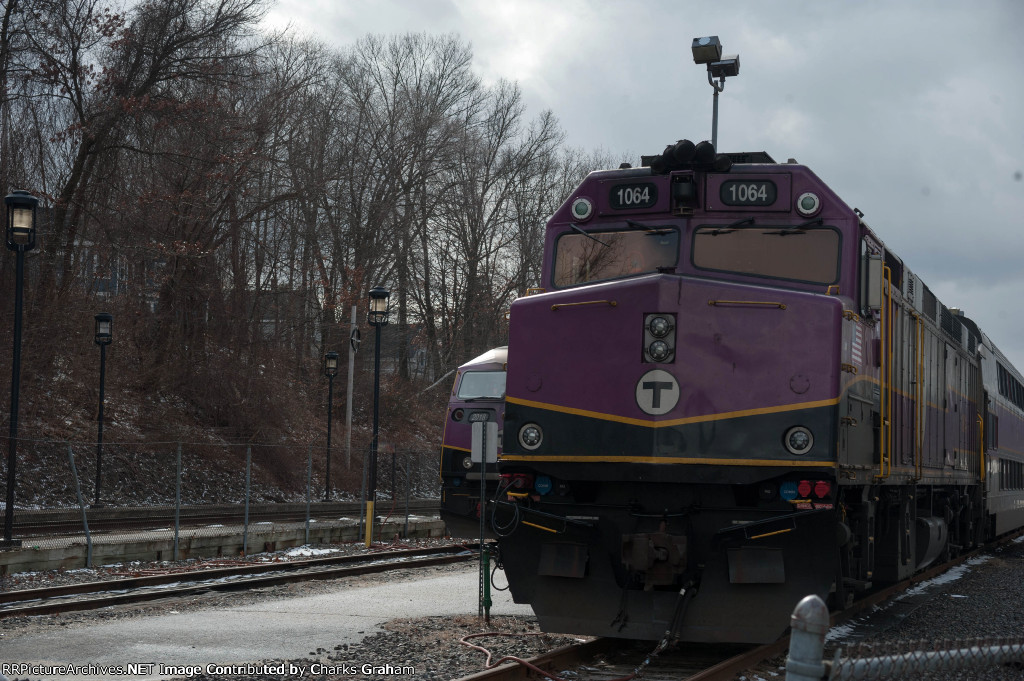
[
  {"left": 519, "top": 423, "right": 543, "bottom": 450},
  {"left": 648, "top": 315, "right": 673, "bottom": 338},
  {"left": 648, "top": 340, "right": 671, "bottom": 362},
  {"left": 461, "top": 455, "right": 473, "bottom": 470},
  {"left": 643, "top": 313, "right": 676, "bottom": 364},
  {"left": 796, "top": 192, "right": 821, "bottom": 217},
  {"left": 571, "top": 197, "right": 593, "bottom": 221},
  {"left": 784, "top": 426, "right": 814, "bottom": 455}
]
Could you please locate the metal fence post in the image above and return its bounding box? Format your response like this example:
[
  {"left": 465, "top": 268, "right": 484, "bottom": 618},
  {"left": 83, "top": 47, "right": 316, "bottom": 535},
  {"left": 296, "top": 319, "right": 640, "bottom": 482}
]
[
  {"left": 66, "top": 444, "right": 92, "bottom": 568},
  {"left": 403, "top": 454, "right": 410, "bottom": 539},
  {"left": 174, "top": 443, "right": 181, "bottom": 561},
  {"left": 785, "top": 594, "right": 829, "bottom": 681},
  {"left": 359, "top": 445, "right": 368, "bottom": 540},
  {"left": 243, "top": 445, "right": 251, "bottom": 556},
  {"left": 305, "top": 444, "right": 312, "bottom": 545}
]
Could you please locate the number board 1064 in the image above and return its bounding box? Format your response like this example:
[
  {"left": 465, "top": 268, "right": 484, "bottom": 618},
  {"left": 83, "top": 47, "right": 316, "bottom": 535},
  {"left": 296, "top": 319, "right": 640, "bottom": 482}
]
[
  {"left": 719, "top": 180, "right": 777, "bottom": 207},
  {"left": 609, "top": 182, "right": 658, "bottom": 210}
]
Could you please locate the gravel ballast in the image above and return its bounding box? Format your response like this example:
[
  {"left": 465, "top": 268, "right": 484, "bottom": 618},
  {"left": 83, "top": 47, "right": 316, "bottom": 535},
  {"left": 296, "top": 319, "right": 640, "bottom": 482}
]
[{"left": 735, "top": 536, "right": 1024, "bottom": 681}]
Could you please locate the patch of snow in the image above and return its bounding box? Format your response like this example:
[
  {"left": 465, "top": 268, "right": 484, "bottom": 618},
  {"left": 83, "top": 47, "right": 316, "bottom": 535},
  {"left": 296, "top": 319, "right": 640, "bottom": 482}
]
[
  {"left": 285, "top": 546, "right": 341, "bottom": 557},
  {"left": 900, "top": 556, "right": 989, "bottom": 597},
  {"left": 827, "top": 556, "right": 989, "bottom": 642},
  {"left": 826, "top": 623, "right": 859, "bottom": 642}
]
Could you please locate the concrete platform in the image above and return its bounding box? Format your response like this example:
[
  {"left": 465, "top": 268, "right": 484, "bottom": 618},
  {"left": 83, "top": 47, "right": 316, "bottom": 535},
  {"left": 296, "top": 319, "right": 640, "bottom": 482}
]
[
  {"left": 0, "top": 516, "right": 447, "bottom": 575},
  {"left": 0, "top": 561, "right": 531, "bottom": 681}
]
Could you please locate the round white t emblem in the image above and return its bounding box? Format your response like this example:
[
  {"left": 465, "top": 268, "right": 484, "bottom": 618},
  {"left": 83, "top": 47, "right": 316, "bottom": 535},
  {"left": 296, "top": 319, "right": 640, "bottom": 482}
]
[{"left": 635, "top": 369, "right": 680, "bottom": 415}]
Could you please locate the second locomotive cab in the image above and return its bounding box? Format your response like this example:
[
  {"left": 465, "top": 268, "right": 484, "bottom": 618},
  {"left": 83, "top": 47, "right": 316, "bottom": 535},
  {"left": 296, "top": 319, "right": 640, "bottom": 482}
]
[
  {"left": 490, "top": 140, "right": 1024, "bottom": 644},
  {"left": 439, "top": 347, "right": 506, "bottom": 538}
]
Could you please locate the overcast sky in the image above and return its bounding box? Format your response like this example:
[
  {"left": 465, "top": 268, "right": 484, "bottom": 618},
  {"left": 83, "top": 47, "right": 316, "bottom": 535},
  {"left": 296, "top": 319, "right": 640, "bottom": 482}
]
[{"left": 264, "top": 0, "right": 1024, "bottom": 370}]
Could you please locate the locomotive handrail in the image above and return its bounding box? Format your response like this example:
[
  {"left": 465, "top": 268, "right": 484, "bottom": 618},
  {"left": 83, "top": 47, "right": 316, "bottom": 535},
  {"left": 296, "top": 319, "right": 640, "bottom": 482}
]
[
  {"left": 711, "top": 508, "right": 831, "bottom": 545},
  {"left": 977, "top": 413, "right": 985, "bottom": 481},
  {"left": 707, "top": 299, "right": 787, "bottom": 309},
  {"left": 488, "top": 499, "right": 595, "bottom": 535},
  {"left": 914, "top": 313, "right": 924, "bottom": 480},
  {"left": 876, "top": 265, "right": 894, "bottom": 480},
  {"left": 551, "top": 299, "right": 617, "bottom": 311}
]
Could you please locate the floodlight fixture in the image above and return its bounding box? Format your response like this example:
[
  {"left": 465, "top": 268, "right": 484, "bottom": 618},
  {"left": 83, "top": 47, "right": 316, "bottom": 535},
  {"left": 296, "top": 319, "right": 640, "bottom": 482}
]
[
  {"left": 692, "top": 36, "right": 741, "bottom": 150},
  {"left": 691, "top": 36, "right": 723, "bottom": 64},
  {"left": 709, "top": 54, "right": 740, "bottom": 79}
]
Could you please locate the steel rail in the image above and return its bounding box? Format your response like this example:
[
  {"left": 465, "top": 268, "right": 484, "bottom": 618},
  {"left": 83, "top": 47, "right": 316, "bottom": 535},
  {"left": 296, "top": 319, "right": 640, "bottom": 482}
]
[
  {"left": 0, "top": 544, "right": 476, "bottom": 618},
  {"left": 452, "top": 530, "right": 1024, "bottom": 681},
  {"left": 454, "top": 638, "right": 617, "bottom": 681}
]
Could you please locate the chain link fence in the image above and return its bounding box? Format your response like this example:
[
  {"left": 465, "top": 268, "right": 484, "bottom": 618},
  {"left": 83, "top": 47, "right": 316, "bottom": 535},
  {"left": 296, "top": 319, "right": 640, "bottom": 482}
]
[
  {"left": 0, "top": 438, "right": 442, "bottom": 562},
  {"left": 787, "top": 595, "right": 1024, "bottom": 680},
  {"left": 827, "top": 638, "right": 1024, "bottom": 680}
]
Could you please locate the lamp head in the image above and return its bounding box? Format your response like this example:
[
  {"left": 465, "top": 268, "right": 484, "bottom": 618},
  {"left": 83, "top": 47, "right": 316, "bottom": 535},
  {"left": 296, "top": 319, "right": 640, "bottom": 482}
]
[
  {"left": 691, "top": 36, "right": 723, "bottom": 64},
  {"left": 5, "top": 189, "right": 38, "bottom": 252},
  {"left": 94, "top": 312, "right": 113, "bottom": 346},
  {"left": 324, "top": 350, "right": 339, "bottom": 377},
  {"left": 368, "top": 286, "right": 391, "bottom": 327},
  {"left": 709, "top": 54, "right": 740, "bottom": 78}
]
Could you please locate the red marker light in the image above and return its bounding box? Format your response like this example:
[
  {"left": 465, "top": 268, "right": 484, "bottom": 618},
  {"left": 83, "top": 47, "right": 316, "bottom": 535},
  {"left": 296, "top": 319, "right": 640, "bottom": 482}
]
[{"left": 512, "top": 473, "right": 533, "bottom": 489}]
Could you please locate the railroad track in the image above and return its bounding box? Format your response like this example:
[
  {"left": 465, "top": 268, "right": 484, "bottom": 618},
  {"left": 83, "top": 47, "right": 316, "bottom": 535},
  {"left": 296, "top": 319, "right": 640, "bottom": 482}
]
[
  {"left": 0, "top": 543, "right": 475, "bottom": 619},
  {"left": 451, "top": 635, "right": 772, "bottom": 681},
  {"left": 453, "top": 534, "right": 1024, "bottom": 681},
  {"left": 11, "top": 499, "right": 440, "bottom": 536}
]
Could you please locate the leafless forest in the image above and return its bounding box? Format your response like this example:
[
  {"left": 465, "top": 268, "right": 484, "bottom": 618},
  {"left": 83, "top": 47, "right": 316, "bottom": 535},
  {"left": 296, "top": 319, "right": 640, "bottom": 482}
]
[{"left": 0, "top": 0, "right": 615, "bottom": 462}]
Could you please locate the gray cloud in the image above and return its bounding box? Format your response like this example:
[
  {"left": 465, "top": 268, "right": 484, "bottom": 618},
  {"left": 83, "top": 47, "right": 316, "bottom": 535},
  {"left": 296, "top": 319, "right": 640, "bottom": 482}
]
[{"left": 266, "top": 0, "right": 1024, "bottom": 367}]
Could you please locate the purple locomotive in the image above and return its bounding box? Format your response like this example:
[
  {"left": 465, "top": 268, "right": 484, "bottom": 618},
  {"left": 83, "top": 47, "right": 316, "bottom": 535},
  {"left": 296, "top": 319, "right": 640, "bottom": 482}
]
[
  {"left": 492, "top": 139, "right": 1024, "bottom": 643},
  {"left": 439, "top": 346, "right": 506, "bottom": 538}
]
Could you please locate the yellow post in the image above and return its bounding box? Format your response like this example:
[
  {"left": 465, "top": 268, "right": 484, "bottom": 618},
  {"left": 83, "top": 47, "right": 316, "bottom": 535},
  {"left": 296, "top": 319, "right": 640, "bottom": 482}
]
[{"left": 364, "top": 500, "right": 374, "bottom": 547}]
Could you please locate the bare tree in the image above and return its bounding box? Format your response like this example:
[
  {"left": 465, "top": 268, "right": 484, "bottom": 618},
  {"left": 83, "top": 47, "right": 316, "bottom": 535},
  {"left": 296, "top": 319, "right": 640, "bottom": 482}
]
[{"left": 0, "top": 7, "right": 619, "bottom": 450}]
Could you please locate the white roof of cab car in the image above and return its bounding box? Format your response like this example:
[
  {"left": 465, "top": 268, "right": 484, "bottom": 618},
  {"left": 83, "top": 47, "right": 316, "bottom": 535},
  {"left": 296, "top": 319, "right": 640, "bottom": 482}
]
[{"left": 461, "top": 346, "right": 508, "bottom": 369}]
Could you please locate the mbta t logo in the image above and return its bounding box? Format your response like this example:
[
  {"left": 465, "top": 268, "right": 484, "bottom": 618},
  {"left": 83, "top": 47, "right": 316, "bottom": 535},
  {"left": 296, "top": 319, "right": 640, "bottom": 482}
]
[{"left": 635, "top": 369, "right": 680, "bottom": 415}]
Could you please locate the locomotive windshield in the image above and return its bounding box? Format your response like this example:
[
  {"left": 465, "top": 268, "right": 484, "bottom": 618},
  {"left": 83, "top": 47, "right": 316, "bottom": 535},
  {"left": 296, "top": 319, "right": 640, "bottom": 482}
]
[
  {"left": 692, "top": 225, "right": 840, "bottom": 284},
  {"left": 457, "top": 370, "right": 506, "bottom": 400},
  {"left": 553, "top": 227, "right": 679, "bottom": 287}
]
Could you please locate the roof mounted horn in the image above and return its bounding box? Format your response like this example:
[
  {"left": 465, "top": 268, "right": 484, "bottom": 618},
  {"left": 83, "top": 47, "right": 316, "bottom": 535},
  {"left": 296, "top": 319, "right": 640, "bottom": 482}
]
[{"left": 642, "top": 138, "right": 732, "bottom": 174}]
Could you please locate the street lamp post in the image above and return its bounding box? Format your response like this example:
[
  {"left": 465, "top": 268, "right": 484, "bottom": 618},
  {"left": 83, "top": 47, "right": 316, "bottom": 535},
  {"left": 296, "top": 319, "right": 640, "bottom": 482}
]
[
  {"left": 691, "top": 36, "right": 740, "bottom": 150},
  {"left": 93, "top": 313, "right": 112, "bottom": 507},
  {"left": 323, "top": 350, "right": 339, "bottom": 501},
  {"left": 365, "top": 286, "right": 390, "bottom": 547},
  {"left": 3, "top": 189, "right": 38, "bottom": 548}
]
